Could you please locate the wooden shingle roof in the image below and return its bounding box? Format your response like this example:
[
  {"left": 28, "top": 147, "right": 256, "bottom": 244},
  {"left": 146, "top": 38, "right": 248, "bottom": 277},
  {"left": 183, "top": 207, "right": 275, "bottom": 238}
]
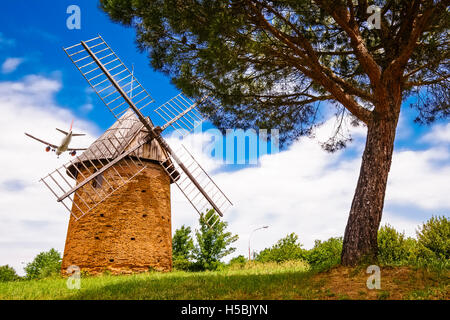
[{"left": 76, "top": 109, "right": 168, "bottom": 163}]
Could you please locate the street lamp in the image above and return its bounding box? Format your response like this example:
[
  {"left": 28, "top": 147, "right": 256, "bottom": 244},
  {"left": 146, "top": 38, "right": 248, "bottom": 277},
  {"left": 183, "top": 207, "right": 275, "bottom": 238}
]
[{"left": 248, "top": 226, "right": 269, "bottom": 260}]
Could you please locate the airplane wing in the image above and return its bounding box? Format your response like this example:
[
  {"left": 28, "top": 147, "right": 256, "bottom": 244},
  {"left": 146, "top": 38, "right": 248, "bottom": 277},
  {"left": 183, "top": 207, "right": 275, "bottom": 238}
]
[
  {"left": 67, "top": 147, "right": 87, "bottom": 151},
  {"left": 25, "top": 133, "right": 58, "bottom": 149}
]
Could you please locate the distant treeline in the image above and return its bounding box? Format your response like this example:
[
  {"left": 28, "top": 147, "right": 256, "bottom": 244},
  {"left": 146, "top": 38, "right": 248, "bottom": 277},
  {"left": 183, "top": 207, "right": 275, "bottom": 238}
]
[{"left": 0, "top": 215, "right": 448, "bottom": 282}]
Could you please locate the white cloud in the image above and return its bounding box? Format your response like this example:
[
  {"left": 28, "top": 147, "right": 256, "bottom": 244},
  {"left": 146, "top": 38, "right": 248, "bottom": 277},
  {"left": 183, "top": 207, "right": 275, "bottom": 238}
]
[
  {"left": 0, "top": 74, "right": 448, "bottom": 275},
  {"left": 1, "top": 57, "right": 24, "bottom": 74},
  {"left": 386, "top": 148, "right": 450, "bottom": 210},
  {"left": 0, "top": 75, "right": 99, "bottom": 275},
  {"left": 380, "top": 211, "right": 422, "bottom": 239},
  {"left": 421, "top": 122, "right": 450, "bottom": 144},
  {"left": 170, "top": 119, "right": 450, "bottom": 261},
  {"left": 395, "top": 111, "right": 414, "bottom": 140}
]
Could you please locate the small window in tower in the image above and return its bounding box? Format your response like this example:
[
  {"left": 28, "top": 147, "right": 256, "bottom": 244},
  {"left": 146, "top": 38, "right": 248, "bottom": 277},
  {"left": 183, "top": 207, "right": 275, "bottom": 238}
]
[{"left": 131, "top": 237, "right": 135, "bottom": 240}]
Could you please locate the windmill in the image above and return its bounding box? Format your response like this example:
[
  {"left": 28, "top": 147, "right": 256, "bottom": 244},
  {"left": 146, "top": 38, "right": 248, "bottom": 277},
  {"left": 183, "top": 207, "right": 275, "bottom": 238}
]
[{"left": 40, "top": 35, "right": 232, "bottom": 274}]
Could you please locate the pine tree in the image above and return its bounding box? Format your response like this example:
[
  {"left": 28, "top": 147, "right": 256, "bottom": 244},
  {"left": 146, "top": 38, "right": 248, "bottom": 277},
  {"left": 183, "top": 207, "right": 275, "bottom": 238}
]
[{"left": 100, "top": 0, "right": 450, "bottom": 265}]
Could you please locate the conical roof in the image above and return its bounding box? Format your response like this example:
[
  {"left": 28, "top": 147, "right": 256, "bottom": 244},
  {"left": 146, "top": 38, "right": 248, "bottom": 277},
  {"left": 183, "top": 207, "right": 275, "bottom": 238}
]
[{"left": 76, "top": 109, "right": 168, "bottom": 164}]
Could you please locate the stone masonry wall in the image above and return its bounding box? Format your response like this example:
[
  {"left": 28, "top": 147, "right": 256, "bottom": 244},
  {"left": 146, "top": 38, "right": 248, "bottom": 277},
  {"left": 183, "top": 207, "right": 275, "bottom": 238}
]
[{"left": 61, "top": 159, "right": 172, "bottom": 275}]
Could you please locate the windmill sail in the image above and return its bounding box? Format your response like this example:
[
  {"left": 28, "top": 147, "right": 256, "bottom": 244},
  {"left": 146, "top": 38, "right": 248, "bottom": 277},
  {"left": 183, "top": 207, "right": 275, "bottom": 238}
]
[
  {"left": 155, "top": 93, "right": 205, "bottom": 137},
  {"left": 58, "top": 35, "right": 232, "bottom": 223},
  {"left": 40, "top": 130, "right": 149, "bottom": 220},
  {"left": 63, "top": 35, "right": 154, "bottom": 119},
  {"left": 161, "top": 145, "right": 232, "bottom": 227}
]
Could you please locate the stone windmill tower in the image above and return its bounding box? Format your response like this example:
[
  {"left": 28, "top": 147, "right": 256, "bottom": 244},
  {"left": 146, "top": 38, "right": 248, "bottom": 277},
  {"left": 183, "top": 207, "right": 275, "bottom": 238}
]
[
  {"left": 62, "top": 111, "right": 173, "bottom": 274},
  {"left": 40, "top": 35, "right": 232, "bottom": 275}
]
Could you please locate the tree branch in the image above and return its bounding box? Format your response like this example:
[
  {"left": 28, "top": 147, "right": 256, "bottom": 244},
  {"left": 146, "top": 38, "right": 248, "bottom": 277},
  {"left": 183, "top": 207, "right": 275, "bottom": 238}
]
[
  {"left": 315, "top": 0, "right": 382, "bottom": 86},
  {"left": 406, "top": 75, "right": 450, "bottom": 87},
  {"left": 387, "top": 4, "right": 436, "bottom": 74},
  {"left": 245, "top": 0, "right": 373, "bottom": 123}
]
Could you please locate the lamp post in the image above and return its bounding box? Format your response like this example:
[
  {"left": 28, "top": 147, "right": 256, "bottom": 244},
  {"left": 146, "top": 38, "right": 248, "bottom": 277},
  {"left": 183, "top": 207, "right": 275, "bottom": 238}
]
[{"left": 248, "top": 226, "right": 269, "bottom": 261}]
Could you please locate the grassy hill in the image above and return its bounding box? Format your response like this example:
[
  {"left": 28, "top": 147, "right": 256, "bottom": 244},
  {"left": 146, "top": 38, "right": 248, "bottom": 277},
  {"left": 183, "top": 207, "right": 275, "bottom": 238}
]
[{"left": 0, "top": 261, "right": 448, "bottom": 300}]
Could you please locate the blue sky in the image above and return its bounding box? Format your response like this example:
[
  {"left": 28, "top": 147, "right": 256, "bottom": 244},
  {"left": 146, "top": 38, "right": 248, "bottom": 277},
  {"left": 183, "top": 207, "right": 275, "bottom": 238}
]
[
  {"left": 0, "top": 0, "right": 444, "bottom": 157},
  {"left": 0, "top": 0, "right": 179, "bottom": 129},
  {"left": 0, "top": 1, "right": 449, "bottom": 275},
  {"left": 0, "top": 0, "right": 275, "bottom": 166}
]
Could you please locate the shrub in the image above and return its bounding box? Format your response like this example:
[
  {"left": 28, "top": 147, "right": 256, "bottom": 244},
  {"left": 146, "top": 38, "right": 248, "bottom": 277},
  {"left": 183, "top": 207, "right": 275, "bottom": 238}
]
[
  {"left": 416, "top": 216, "right": 449, "bottom": 261},
  {"left": 172, "top": 225, "right": 194, "bottom": 261},
  {"left": 256, "top": 233, "right": 307, "bottom": 263},
  {"left": 172, "top": 257, "right": 192, "bottom": 271},
  {"left": 189, "top": 260, "right": 225, "bottom": 272},
  {"left": 306, "top": 237, "right": 342, "bottom": 270},
  {"left": 377, "top": 225, "right": 417, "bottom": 265},
  {"left": 228, "top": 255, "right": 248, "bottom": 267},
  {"left": 0, "top": 265, "right": 19, "bottom": 282},
  {"left": 193, "top": 210, "right": 238, "bottom": 271},
  {"left": 24, "top": 248, "right": 62, "bottom": 280},
  {"left": 172, "top": 225, "right": 195, "bottom": 271}
]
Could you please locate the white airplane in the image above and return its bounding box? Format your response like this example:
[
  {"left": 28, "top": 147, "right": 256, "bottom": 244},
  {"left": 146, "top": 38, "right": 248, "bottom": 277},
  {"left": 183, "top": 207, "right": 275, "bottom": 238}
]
[{"left": 25, "top": 120, "right": 87, "bottom": 158}]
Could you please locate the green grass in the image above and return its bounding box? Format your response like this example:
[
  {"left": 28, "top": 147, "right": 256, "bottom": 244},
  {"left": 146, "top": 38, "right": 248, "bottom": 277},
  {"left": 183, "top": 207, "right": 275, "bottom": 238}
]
[
  {"left": 0, "top": 261, "right": 447, "bottom": 300},
  {"left": 0, "top": 261, "right": 313, "bottom": 300}
]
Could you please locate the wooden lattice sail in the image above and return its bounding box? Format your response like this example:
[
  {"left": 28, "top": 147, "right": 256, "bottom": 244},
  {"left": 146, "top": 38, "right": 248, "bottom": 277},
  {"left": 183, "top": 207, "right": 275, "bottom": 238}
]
[{"left": 40, "top": 35, "right": 233, "bottom": 274}]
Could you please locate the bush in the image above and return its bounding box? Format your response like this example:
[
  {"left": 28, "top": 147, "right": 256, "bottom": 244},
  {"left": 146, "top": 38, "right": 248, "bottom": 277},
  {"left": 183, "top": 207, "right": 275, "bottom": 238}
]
[
  {"left": 193, "top": 210, "right": 238, "bottom": 271},
  {"left": 256, "top": 233, "right": 307, "bottom": 263},
  {"left": 416, "top": 216, "right": 449, "bottom": 261},
  {"left": 172, "top": 257, "right": 192, "bottom": 271},
  {"left": 306, "top": 237, "right": 342, "bottom": 270},
  {"left": 377, "top": 225, "right": 417, "bottom": 265},
  {"left": 172, "top": 225, "right": 195, "bottom": 271},
  {"left": 0, "top": 265, "right": 19, "bottom": 282},
  {"left": 228, "top": 255, "right": 247, "bottom": 266},
  {"left": 24, "top": 249, "right": 62, "bottom": 280},
  {"left": 172, "top": 225, "right": 194, "bottom": 261},
  {"left": 189, "top": 260, "right": 226, "bottom": 272}
]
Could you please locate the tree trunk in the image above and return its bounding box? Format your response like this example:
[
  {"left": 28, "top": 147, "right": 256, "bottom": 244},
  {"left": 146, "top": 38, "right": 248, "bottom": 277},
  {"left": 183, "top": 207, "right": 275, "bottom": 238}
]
[{"left": 341, "top": 112, "right": 399, "bottom": 266}]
